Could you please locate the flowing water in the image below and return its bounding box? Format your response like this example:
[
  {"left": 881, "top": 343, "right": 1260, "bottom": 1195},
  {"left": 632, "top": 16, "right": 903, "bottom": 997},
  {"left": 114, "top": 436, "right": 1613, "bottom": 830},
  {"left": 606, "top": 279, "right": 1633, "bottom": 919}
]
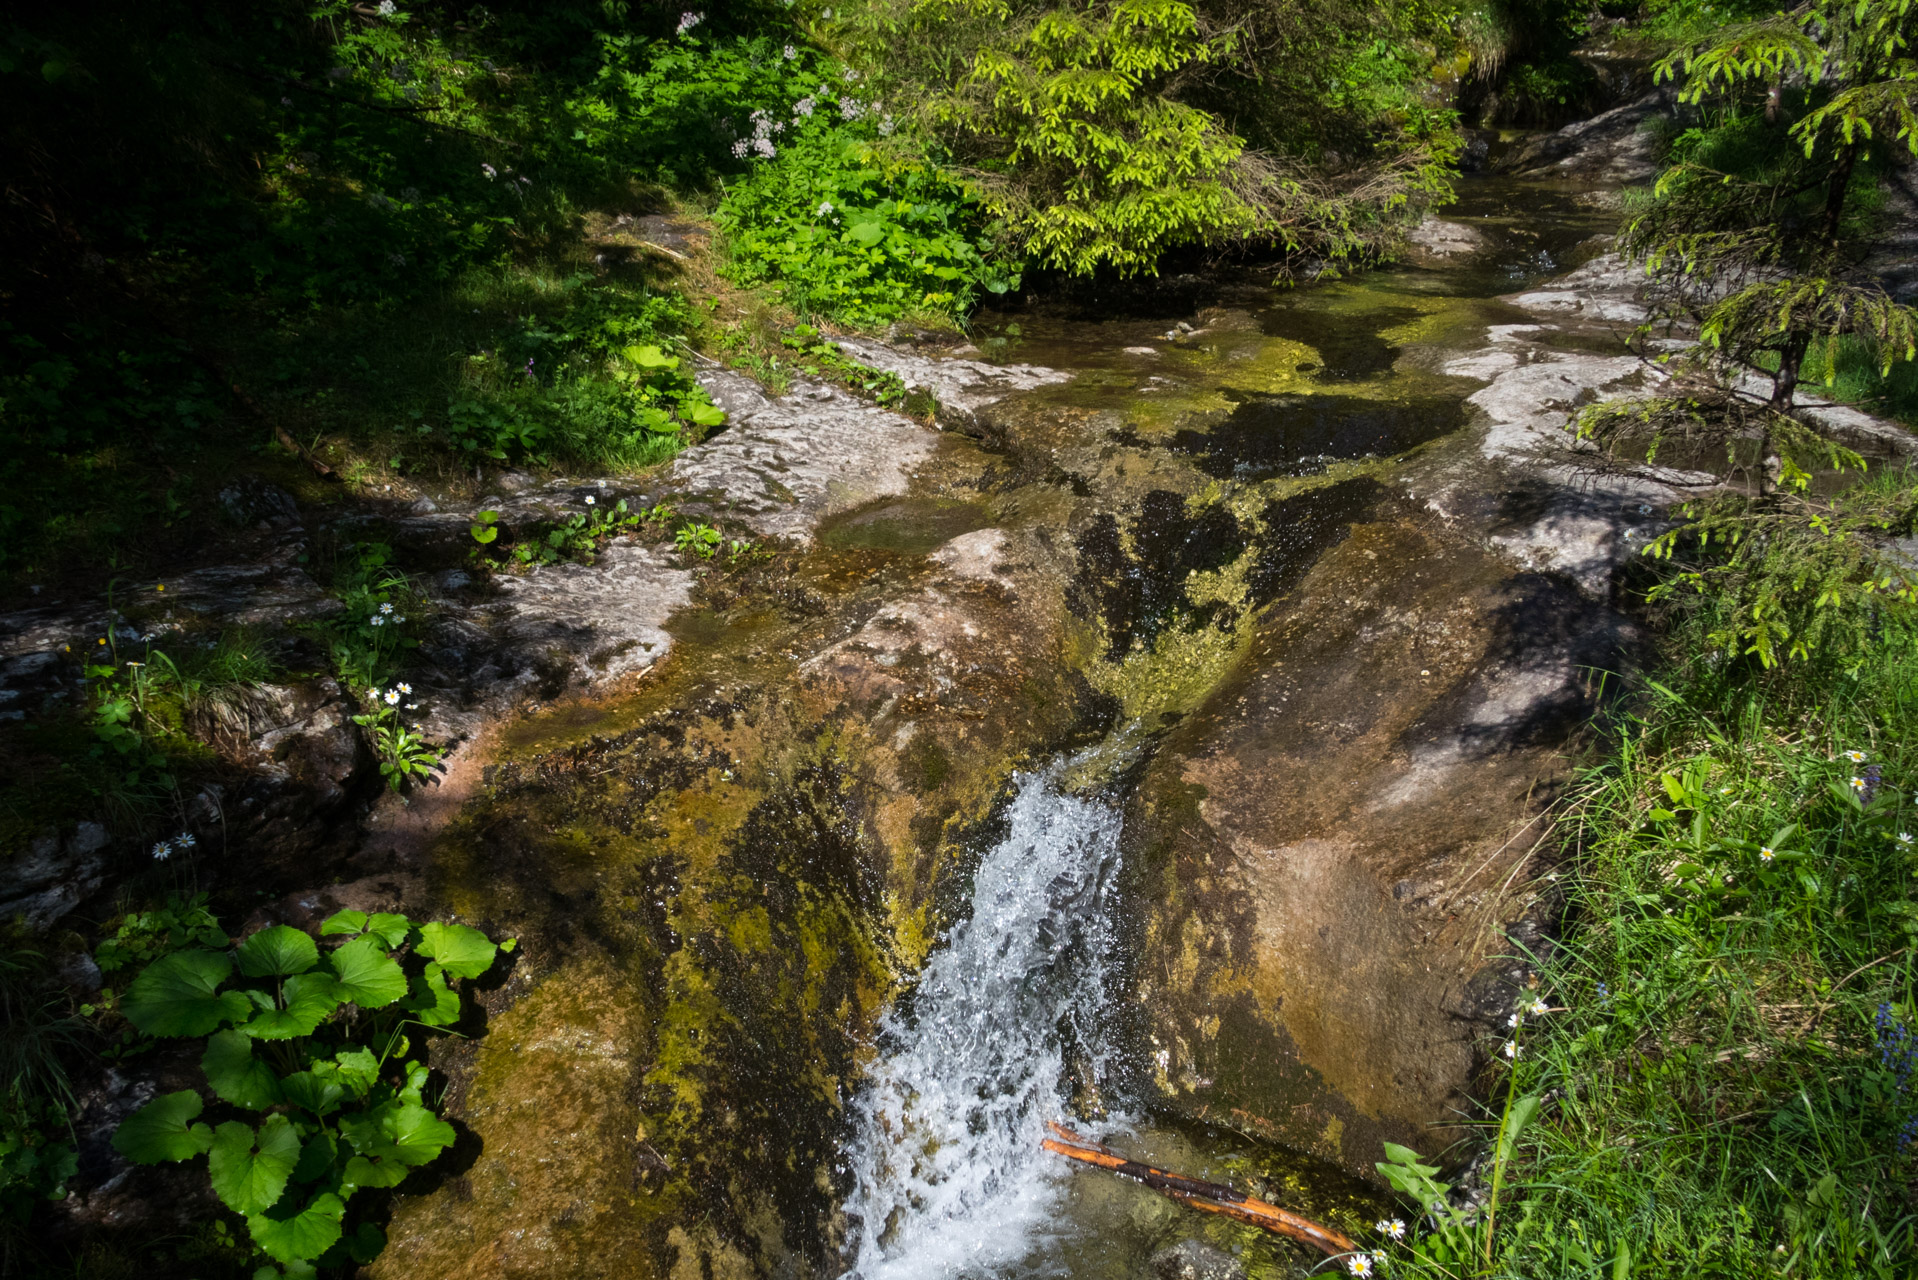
[
  {"left": 843, "top": 771, "right": 1123, "bottom": 1279},
  {"left": 832, "top": 175, "right": 1621, "bottom": 1279}
]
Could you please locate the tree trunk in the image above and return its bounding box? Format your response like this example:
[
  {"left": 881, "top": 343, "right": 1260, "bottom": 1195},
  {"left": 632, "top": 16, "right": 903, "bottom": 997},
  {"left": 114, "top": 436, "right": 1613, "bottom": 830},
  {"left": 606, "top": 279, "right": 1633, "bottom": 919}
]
[{"left": 1822, "top": 143, "right": 1858, "bottom": 248}]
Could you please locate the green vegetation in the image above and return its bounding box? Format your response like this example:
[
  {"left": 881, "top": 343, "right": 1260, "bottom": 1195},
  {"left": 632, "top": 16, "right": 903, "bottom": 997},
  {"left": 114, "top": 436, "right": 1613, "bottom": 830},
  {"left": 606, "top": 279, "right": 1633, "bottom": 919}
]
[
  {"left": 110, "top": 909, "right": 508, "bottom": 1273},
  {"left": 1578, "top": 0, "right": 1918, "bottom": 668},
  {"left": 1381, "top": 597, "right": 1918, "bottom": 1278}
]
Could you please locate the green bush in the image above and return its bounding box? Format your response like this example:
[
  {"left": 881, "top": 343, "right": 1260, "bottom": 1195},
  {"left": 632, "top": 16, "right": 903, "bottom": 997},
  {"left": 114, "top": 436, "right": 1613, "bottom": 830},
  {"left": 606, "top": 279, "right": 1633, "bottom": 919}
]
[
  {"left": 718, "top": 126, "right": 1015, "bottom": 325},
  {"left": 110, "top": 910, "right": 510, "bottom": 1273}
]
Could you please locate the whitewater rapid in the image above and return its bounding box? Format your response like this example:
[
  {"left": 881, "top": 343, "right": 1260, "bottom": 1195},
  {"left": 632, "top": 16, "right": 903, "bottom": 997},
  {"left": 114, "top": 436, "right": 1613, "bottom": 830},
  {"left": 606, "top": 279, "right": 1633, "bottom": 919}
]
[{"left": 842, "top": 772, "right": 1123, "bottom": 1278}]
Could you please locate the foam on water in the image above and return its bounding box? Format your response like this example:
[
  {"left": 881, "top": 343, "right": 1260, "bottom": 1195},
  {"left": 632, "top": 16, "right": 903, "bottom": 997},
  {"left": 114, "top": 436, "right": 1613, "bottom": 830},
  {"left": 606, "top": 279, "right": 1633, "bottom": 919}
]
[{"left": 842, "top": 772, "right": 1122, "bottom": 1279}]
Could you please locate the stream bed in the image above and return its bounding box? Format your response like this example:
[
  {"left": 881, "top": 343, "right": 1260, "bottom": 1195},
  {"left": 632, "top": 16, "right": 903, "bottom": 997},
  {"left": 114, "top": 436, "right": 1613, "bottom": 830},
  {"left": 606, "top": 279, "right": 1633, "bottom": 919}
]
[{"left": 368, "top": 174, "right": 1648, "bottom": 1280}]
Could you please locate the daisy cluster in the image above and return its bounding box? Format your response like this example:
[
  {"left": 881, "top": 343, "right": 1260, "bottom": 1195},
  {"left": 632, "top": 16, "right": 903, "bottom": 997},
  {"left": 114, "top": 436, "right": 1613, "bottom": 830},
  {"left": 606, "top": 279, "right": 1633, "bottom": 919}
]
[
  {"left": 368, "top": 601, "right": 407, "bottom": 628},
  {"left": 377, "top": 682, "right": 420, "bottom": 710},
  {"left": 151, "top": 832, "right": 198, "bottom": 861}
]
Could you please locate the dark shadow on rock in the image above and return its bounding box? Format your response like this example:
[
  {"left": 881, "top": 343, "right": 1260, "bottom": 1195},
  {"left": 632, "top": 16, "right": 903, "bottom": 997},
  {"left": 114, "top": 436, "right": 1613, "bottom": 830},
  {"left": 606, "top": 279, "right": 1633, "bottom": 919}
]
[{"left": 1171, "top": 393, "right": 1467, "bottom": 482}]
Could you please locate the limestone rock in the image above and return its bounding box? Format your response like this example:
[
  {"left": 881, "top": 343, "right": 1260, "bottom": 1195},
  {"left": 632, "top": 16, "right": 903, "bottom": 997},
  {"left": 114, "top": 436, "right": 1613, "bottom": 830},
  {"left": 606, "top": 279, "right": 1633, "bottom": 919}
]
[{"left": 1152, "top": 1238, "right": 1247, "bottom": 1280}]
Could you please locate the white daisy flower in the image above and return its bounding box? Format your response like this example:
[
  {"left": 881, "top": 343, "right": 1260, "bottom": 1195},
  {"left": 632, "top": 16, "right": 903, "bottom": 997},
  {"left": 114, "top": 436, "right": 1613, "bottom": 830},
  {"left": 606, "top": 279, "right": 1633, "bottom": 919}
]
[
  {"left": 586, "top": 496, "right": 596, "bottom": 505},
  {"left": 1525, "top": 996, "right": 1549, "bottom": 1017},
  {"left": 1845, "top": 749, "right": 1867, "bottom": 763},
  {"left": 177, "top": 833, "right": 197, "bottom": 849},
  {"left": 1760, "top": 847, "right": 1775, "bottom": 861},
  {"left": 1502, "top": 1040, "right": 1522, "bottom": 1060},
  {"left": 397, "top": 682, "right": 412, "bottom": 695},
  {"left": 151, "top": 841, "right": 172, "bottom": 860},
  {"left": 380, "top": 603, "right": 394, "bottom": 615},
  {"left": 1346, "top": 1255, "right": 1374, "bottom": 1278},
  {"left": 1378, "top": 1218, "right": 1406, "bottom": 1241},
  {"left": 385, "top": 689, "right": 401, "bottom": 705}
]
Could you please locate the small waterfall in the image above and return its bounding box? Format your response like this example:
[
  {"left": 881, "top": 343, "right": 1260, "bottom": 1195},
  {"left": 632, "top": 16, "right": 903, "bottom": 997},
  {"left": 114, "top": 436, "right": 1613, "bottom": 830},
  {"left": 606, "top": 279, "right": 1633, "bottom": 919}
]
[{"left": 843, "top": 771, "right": 1123, "bottom": 1279}]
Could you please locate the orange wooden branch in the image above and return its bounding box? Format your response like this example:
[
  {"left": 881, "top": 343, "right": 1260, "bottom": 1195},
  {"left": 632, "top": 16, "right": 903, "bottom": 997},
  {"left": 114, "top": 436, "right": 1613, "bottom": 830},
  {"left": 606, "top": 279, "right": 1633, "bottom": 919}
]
[{"left": 1042, "top": 1121, "right": 1357, "bottom": 1259}]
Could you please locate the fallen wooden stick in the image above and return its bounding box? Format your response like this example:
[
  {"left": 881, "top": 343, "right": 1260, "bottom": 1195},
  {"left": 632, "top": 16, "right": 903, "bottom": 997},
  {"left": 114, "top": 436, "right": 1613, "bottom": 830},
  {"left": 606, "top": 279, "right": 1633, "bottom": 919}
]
[{"left": 1042, "top": 1121, "right": 1358, "bottom": 1259}]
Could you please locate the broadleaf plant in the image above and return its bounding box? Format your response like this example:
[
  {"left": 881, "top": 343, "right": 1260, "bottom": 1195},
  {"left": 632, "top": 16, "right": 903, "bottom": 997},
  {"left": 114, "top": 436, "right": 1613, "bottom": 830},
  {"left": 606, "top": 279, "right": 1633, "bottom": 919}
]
[{"left": 112, "top": 907, "right": 510, "bottom": 1272}]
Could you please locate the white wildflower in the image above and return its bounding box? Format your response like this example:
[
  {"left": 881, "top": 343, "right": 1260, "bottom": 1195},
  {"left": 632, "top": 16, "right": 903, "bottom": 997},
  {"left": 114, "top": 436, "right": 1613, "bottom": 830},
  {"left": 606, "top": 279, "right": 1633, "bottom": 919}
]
[
  {"left": 585, "top": 495, "right": 596, "bottom": 506},
  {"left": 817, "top": 201, "right": 834, "bottom": 217},
  {"left": 1502, "top": 1040, "right": 1522, "bottom": 1060},
  {"left": 783, "top": 44, "right": 797, "bottom": 59},
  {"left": 1346, "top": 1255, "right": 1374, "bottom": 1278},
  {"left": 177, "top": 833, "right": 197, "bottom": 849},
  {"left": 385, "top": 689, "right": 402, "bottom": 705},
  {"left": 1378, "top": 1218, "right": 1406, "bottom": 1241},
  {"left": 397, "top": 682, "right": 412, "bottom": 695},
  {"left": 380, "top": 603, "right": 394, "bottom": 615},
  {"left": 377, "top": 0, "right": 396, "bottom": 13},
  {"left": 151, "top": 841, "right": 172, "bottom": 860},
  {"left": 677, "top": 11, "right": 703, "bottom": 33},
  {"left": 1525, "top": 996, "right": 1549, "bottom": 1017},
  {"left": 1845, "top": 749, "right": 1868, "bottom": 763},
  {"left": 481, "top": 163, "right": 497, "bottom": 179}
]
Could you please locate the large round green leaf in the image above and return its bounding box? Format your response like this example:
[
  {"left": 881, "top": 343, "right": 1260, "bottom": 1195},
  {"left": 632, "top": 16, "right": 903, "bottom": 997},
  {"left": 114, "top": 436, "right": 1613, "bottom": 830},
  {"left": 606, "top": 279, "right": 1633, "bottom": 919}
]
[
  {"left": 279, "top": 1070, "right": 345, "bottom": 1118},
  {"left": 246, "top": 1189, "right": 345, "bottom": 1265},
  {"left": 236, "top": 925, "right": 319, "bottom": 978},
  {"left": 111, "top": 1090, "right": 214, "bottom": 1164},
  {"left": 340, "top": 1099, "right": 455, "bottom": 1190},
  {"left": 402, "top": 963, "right": 460, "bottom": 1027},
  {"left": 318, "top": 909, "right": 368, "bottom": 937},
  {"left": 209, "top": 1115, "right": 300, "bottom": 1215},
  {"left": 326, "top": 935, "right": 406, "bottom": 1009},
  {"left": 202, "top": 1029, "right": 282, "bottom": 1109},
  {"left": 123, "top": 950, "right": 251, "bottom": 1037},
  {"left": 244, "top": 972, "right": 342, "bottom": 1041},
  {"left": 414, "top": 922, "right": 496, "bottom": 980},
  {"left": 291, "top": 1128, "right": 337, "bottom": 1186}
]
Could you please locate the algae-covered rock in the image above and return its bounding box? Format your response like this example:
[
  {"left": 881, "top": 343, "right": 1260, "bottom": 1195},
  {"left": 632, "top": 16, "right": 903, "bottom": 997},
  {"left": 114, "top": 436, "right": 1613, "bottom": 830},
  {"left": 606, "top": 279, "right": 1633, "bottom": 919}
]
[{"left": 1125, "top": 475, "right": 1637, "bottom": 1175}]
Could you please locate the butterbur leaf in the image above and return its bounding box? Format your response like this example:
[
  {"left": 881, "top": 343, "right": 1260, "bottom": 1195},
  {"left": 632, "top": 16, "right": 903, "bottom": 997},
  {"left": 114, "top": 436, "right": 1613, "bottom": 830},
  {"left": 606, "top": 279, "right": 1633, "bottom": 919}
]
[
  {"left": 325, "top": 1047, "right": 382, "bottom": 1099},
  {"left": 328, "top": 935, "right": 407, "bottom": 1008},
  {"left": 318, "top": 910, "right": 368, "bottom": 938},
  {"left": 203, "top": 1029, "right": 283, "bottom": 1109},
  {"left": 365, "top": 912, "right": 411, "bottom": 951},
  {"left": 124, "top": 950, "right": 252, "bottom": 1037},
  {"left": 280, "top": 1071, "right": 346, "bottom": 1118},
  {"left": 347, "top": 1222, "right": 387, "bottom": 1265},
  {"left": 684, "top": 401, "right": 726, "bottom": 427},
  {"left": 342, "top": 1100, "right": 455, "bottom": 1171},
  {"left": 404, "top": 963, "right": 460, "bottom": 1026},
  {"left": 247, "top": 1189, "right": 346, "bottom": 1265},
  {"left": 210, "top": 1116, "right": 300, "bottom": 1215},
  {"left": 113, "top": 1090, "right": 214, "bottom": 1164},
  {"left": 291, "top": 1129, "right": 337, "bottom": 1185},
  {"left": 415, "top": 922, "right": 496, "bottom": 980},
  {"left": 342, "top": 1152, "right": 410, "bottom": 1189},
  {"left": 237, "top": 925, "right": 320, "bottom": 978},
  {"left": 244, "top": 972, "right": 342, "bottom": 1041}
]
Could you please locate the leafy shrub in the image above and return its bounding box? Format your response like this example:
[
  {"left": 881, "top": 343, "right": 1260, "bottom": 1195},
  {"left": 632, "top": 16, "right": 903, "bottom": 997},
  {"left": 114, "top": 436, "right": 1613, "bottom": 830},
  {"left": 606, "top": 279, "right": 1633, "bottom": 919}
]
[
  {"left": 110, "top": 910, "right": 509, "bottom": 1272},
  {"left": 720, "top": 125, "right": 1015, "bottom": 325},
  {"left": 446, "top": 288, "right": 725, "bottom": 467},
  {"left": 566, "top": 29, "right": 826, "bottom": 184}
]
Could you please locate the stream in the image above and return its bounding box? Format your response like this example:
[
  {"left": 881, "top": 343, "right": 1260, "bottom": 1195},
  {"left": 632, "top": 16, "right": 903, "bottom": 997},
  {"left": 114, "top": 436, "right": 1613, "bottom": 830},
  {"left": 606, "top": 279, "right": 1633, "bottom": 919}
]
[
  {"left": 363, "top": 170, "right": 1643, "bottom": 1280},
  {"left": 823, "top": 175, "right": 1622, "bottom": 1279}
]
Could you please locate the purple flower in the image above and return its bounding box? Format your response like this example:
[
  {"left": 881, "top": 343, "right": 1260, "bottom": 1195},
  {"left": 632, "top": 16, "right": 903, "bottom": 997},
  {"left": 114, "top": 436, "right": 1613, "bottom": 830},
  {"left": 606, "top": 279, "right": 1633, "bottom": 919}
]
[{"left": 523, "top": 357, "right": 535, "bottom": 379}]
